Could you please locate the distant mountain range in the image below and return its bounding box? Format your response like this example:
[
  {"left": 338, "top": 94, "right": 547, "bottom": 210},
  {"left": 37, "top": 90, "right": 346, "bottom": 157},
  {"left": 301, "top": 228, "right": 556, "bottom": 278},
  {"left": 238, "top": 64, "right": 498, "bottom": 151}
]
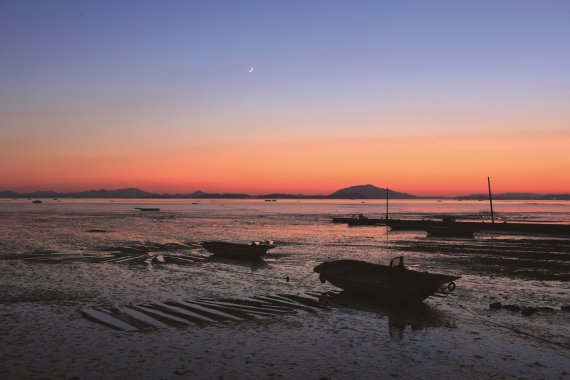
[{"left": 1, "top": 185, "right": 568, "bottom": 200}]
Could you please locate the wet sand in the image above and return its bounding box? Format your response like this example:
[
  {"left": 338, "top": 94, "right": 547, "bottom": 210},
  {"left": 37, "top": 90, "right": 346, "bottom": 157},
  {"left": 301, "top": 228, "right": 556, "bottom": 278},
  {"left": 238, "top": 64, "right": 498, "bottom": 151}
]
[
  {"left": 1, "top": 200, "right": 569, "bottom": 379},
  {"left": 2, "top": 251, "right": 569, "bottom": 378}
]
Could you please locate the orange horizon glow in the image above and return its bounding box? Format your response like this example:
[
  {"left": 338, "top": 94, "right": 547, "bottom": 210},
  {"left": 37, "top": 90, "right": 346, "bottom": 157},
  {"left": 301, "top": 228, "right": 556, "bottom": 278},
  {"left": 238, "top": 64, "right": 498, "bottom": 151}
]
[{"left": 2, "top": 129, "right": 569, "bottom": 196}]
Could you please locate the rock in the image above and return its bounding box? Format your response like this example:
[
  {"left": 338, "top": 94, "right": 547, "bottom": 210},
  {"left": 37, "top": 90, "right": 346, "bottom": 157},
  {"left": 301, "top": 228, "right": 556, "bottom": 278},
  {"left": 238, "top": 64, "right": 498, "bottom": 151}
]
[
  {"left": 151, "top": 255, "right": 166, "bottom": 264},
  {"left": 489, "top": 302, "right": 502, "bottom": 309},
  {"left": 561, "top": 305, "right": 570, "bottom": 312},
  {"left": 521, "top": 307, "right": 538, "bottom": 316},
  {"left": 503, "top": 304, "right": 522, "bottom": 312},
  {"left": 538, "top": 307, "right": 555, "bottom": 313}
]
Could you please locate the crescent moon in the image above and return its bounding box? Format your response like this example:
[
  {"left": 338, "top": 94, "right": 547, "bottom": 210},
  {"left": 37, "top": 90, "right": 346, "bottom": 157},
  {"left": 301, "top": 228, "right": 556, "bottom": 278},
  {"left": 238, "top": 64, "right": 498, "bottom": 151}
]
[{"left": 248, "top": 67, "right": 254, "bottom": 73}]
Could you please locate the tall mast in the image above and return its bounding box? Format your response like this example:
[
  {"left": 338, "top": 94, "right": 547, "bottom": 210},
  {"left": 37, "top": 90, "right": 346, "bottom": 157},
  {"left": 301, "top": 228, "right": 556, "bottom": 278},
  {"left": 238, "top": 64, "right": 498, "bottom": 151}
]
[
  {"left": 487, "top": 177, "right": 495, "bottom": 224},
  {"left": 386, "top": 187, "right": 389, "bottom": 220}
]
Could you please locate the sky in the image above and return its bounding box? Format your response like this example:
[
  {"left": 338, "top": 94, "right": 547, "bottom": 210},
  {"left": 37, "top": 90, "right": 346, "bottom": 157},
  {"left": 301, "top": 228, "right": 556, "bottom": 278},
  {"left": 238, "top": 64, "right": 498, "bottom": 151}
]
[{"left": 0, "top": 0, "right": 569, "bottom": 195}]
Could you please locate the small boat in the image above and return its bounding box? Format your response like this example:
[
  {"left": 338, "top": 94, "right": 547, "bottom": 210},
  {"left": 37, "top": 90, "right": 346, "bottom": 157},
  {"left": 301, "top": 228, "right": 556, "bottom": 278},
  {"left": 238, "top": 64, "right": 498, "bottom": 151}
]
[
  {"left": 347, "top": 214, "right": 385, "bottom": 226},
  {"left": 426, "top": 226, "right": 477, "bottom": 237},
  {"left": 314, "top": 257, "right": 460, "bottom": 303},
  {"left": 32, "top": 200, "right": 43, "bottom": 204},
  {"left": 385, "top": 219, "right": 435, "bottom": 230},
  {"left": 135, "top": 207, "right": 160, "bottom": 211},
  {"left": 202, "top": 241, "right": 275, "bottom": 259},
  {"left": 332, "top": 216, "right": 356, "bottom": 223},
  {"left": 333, "top": 214, "right": 385, "bottom": 225}
]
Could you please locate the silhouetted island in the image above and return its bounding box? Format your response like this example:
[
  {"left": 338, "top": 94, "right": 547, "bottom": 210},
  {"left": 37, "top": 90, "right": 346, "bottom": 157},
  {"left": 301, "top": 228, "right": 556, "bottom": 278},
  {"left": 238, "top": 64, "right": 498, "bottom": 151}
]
[{"left": 1, "top": 185, "right": 568, "bottom": 200}]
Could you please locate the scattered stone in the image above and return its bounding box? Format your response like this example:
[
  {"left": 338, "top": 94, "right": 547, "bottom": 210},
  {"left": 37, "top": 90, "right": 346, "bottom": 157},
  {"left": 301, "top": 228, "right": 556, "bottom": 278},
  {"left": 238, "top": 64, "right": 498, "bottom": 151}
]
[
  {"left": 489, "top": 302, "right": 502, "bottom": 309},
  {"left": 151, "top": 255, "right": 166, "bottom": 264},
  {"left": 561, "top": 306, "right": 570, "bottom": 312},
  {"left": 390, "top": 374, "right": 399, "bottom": 378},
  {"left": 538, "top": 307, "right": 555, "bottom": 313},
  {"left": 521, "top": 307, "right": 538, "bottom": 316},
  {"left": 503, "top": 304, "right": 522, "bottom": 312},
  {"left": 473, "top": 355, "right": 484, "bottom": 359}
]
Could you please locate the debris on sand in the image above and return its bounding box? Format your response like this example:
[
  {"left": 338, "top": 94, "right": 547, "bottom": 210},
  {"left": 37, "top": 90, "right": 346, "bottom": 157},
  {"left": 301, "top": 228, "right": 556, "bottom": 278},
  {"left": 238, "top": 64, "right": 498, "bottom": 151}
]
[{"left": 490, "top": 302, "right": 560, "bottom": 317}]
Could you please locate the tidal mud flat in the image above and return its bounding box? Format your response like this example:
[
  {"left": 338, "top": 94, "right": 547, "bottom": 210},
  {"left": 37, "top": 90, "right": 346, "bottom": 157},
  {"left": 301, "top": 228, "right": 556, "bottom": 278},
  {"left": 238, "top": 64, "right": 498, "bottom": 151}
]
[{"left": 1, "top": 200, "right": 569, "bottom": 379}]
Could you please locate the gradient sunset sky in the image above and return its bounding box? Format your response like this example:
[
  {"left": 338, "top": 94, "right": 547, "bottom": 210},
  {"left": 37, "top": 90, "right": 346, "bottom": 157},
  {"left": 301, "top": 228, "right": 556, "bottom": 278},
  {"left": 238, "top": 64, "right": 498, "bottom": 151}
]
[{"left": 1, "top": 1, "right": 569, "bottom": 195}]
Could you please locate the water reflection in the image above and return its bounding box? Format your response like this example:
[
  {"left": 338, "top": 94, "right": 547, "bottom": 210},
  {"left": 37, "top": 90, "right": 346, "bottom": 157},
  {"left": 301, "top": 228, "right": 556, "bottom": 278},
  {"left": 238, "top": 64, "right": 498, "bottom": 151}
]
[{"left": 319, "top": 291, "right": 456, "bottom": 340}]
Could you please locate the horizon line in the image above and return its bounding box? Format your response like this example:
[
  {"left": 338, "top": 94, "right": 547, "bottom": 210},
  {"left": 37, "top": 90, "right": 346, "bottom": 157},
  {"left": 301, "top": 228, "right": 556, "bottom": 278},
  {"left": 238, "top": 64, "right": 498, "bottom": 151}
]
[{"left": 1, "top": 185, "right": 569, "bottom": 198}]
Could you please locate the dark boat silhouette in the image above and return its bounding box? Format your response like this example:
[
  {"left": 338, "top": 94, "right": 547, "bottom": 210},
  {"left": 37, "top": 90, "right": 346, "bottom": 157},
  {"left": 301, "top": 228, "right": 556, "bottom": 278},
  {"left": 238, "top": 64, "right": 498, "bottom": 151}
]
[
  {"left": 385, "top": 178, "right": 570, "bottom": 236},
  {"left": 426, "top": 225, "right": 477, "bottom": 237},
  {"left": 314, "top": 257, "right": 459, "bottom": 303},
  {"left": 332, "top": 214, "right": 385, "bottom": 225},
  {"left": 386, "top": 218, "right": 570, "bottom": 236},
  {"left": 332, "top": 216, "right": 356, "bottom": 223},
  {"left": 347, "top": 214, "right": 386, "bottom": 226},
  {"left": 202, "top": 241, "right": 275, "bottom": 259}
]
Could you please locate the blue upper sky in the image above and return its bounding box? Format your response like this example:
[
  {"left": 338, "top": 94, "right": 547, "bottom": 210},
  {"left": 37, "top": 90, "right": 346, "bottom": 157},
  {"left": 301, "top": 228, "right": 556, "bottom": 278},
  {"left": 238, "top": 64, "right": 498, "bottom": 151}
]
[{"left": 2, "top": 1, "right": 568, "bottom": 120}]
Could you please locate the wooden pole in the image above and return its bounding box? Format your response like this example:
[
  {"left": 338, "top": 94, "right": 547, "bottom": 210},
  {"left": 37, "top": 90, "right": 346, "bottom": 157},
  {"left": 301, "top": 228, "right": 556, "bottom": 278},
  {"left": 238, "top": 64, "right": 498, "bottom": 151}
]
[
  {"left": 386, "top": 187, "right": 389, "bottom": 220},
  {"left": 488, "top": 177, "right": 495, "bottom": 223}
]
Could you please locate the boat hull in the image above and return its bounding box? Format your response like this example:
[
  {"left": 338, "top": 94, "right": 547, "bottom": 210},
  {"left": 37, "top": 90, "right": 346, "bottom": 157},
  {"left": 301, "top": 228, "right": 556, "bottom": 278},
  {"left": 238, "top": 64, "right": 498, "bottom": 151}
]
[
  {"left": 333, "top": 216, "right": 386, "bottom": 225},
  {"left": 347, "top": 219, "right": 385, "bottom": 226},
  {"left": 426, "top": 226, "right": 476, "bottom": 237},
  {"left": 202, "top": 241, "right": 274, "bottom": 259},
  {"left": 314, "top": 260, "right": 459, "bottom": 303},
  {"left": 386, "top": 219, "right": 570, "bottom": 236}
]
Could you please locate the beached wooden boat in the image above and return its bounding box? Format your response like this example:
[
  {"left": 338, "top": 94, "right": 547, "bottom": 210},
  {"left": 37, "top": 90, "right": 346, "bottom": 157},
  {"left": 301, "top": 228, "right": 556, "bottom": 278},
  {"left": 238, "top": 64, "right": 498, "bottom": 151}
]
[
  {"left": 385, "top": 219, "right": 436, "bottom": 230},
  {"left": 135, "top": 207, "right": 160, "bottom": 211},
  {"left": 333, "top": 214, "right": 386, "bottom": 225},
  {"left": 426, "top": 225, "right": 477, "bottom": 237},
  {"left": 332, "top": 217, "right": 356, "bottom": 223},
  {"left": 314, "top": 257, "right": 460, "bottom": 303},
  {"left": 202, "top": 241, "right": 275, "bottom": 259},
  {"left": 386, "top": 218, "right": 570, "bottom": 236},
  {"left": 347, "top": 214, "right": 386, "bottom": 226}
]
